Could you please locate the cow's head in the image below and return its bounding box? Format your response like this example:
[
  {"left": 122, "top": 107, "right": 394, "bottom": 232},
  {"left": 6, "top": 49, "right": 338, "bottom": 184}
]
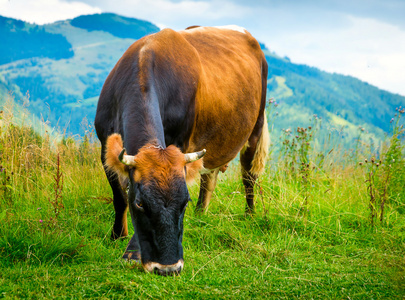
[{"left": 104, "top": 134, "right": 205, "bottom": 275}]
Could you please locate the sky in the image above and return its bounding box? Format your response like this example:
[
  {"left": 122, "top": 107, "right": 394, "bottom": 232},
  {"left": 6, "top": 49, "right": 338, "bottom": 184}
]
[{"left": 1, "top": 0, "right": 405, "bottom": 96}]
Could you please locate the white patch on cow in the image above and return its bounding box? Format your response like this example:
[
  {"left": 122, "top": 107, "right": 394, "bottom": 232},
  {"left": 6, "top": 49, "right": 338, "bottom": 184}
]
[
  {"left": 214, "top": 25, "right": 247, "bottom": 34},
  {"left": 143, "top": 259, "right": 184, "bottom": 274},
  {"left": 184, "top": 25, "right": 246, "bottom": 34},
  {"left": 199, "top": 167, "right": 216, "bottom": 175}
]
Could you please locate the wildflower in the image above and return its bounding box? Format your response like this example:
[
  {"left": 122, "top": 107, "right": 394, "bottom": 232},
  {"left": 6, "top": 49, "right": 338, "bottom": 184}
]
[
  {"left": 365, "top": 158, "right": 368, "bottom": 163},
  {"left": 39, "top": 219, "right": 43, "bottom": 223},
  {"left": 390, "top": 118, "right": 394, "bottom": 123},
  {"left": 359, "top": 162, "right": 363, "bottom": 166}
]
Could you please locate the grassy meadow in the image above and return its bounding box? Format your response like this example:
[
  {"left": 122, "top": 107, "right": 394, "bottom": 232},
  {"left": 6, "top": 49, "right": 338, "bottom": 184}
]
[{"left": 0, "top": 99, "right": 404, "bottom": 299}]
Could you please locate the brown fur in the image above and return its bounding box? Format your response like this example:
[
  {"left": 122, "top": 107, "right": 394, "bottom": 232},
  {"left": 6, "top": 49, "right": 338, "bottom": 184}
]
[
  {"left": 179, "top": 27, "right": 265, "bottom": 170},
  {"left": 105, "top": 134, "right": 203, "bottom": 189},
  {"left": 133, "top": 144, "right": 186, "bottom": 189},
  {"left": 185, "top": 159, "right": 204, "bottom": 184},
  {"left": 105, "top": 133, "right": 128, "bottom": 178}
]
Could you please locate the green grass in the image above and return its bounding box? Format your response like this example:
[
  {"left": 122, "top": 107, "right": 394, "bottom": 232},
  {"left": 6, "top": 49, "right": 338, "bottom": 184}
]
[{"left": 0, "top": 103, "right": 404, "bottom": 299}]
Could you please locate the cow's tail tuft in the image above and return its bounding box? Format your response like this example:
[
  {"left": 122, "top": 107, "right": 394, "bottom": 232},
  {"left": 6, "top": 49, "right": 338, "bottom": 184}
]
[{"left": 250, "top": 112, "right": 269, "bottom": 176}]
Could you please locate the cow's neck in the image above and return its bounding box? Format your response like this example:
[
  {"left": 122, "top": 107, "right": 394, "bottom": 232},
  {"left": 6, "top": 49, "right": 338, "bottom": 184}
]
[
  {"left": 124, "top": 84, "right": 166, "bottom": 154},
  {"left": 147, "top": 83, "right": 166, "bottom": 148}
]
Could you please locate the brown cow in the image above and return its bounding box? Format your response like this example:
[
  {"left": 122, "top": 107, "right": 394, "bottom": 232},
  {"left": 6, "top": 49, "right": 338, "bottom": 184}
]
[{"left": 94, "top": 25, "right": 269, "bottom": 275}]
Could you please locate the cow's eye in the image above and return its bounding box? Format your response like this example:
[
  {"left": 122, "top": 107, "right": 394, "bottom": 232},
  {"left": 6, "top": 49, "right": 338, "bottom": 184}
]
[{"left": 135, "top": 200, "right": 145, "bottom": 212}]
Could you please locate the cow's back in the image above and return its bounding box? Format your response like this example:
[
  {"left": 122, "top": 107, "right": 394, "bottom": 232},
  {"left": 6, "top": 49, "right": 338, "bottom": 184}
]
[
  {"left": 95, "top": 26, "right": 266, "bottom": 169},
  {"left": 180, "top": 27, "right": 266, "bottom": 169},
  {"left": 95, "top": 29, "right": 202, "bottom": 151}
]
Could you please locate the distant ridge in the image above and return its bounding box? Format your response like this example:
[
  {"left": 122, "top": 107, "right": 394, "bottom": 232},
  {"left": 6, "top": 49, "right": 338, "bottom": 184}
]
[
  {"left": 0, "top": 13, "right": 403, "bottom": 138},
  {"left": 70, "top": 13, "right": 160, "bottom": 39},
  {"left": 0, "top": 15, "right": 73, "bottom": 65}
]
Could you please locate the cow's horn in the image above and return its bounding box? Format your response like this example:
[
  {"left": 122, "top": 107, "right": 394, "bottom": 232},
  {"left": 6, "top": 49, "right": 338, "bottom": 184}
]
[
  {"left": 184, "top": 149, "right": 206, "bottom": 163},
  {"left": 118, "top": 148, "right": 136, "bottom": 166}
]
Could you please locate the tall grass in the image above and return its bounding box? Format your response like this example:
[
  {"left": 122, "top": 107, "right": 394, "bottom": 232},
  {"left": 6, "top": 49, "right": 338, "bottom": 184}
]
[{"left": 0, "top": 98, "right": 404, "bottom": 298}]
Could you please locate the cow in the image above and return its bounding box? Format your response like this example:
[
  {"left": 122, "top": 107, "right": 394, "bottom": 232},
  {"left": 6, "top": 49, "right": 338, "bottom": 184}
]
[{"left": 94, "top": 25, "right": 269, "bottom": 276}]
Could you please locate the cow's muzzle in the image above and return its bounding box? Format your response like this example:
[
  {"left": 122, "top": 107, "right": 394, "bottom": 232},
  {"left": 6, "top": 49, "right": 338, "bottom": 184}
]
[{"left": 143, "top": 259, "right": 184, "bottom": 276}]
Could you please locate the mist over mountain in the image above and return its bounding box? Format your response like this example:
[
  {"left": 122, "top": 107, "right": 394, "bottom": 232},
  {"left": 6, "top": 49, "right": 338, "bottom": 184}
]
[{"left": 0, "top": 13, "right": 403, "bottom": 140}]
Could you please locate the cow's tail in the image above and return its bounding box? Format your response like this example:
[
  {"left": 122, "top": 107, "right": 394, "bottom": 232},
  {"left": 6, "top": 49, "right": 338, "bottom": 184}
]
[{"left": 249, "top": 112, "right": 270, "bottom": 176}]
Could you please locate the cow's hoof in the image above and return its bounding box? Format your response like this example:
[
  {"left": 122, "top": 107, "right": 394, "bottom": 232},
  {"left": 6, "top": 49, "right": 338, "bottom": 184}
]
[{"left": 122, "top": 250, "right": 141, "bottom": 263}]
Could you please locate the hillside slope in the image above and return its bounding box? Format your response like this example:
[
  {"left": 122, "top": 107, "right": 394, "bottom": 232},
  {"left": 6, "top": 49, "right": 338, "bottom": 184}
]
[
  {"left": 264, "top": 50, "right": 403, "bottom": 135},
  {"left": 0, "top": 16, "right": 73, "bottom": 65},
  {"left": 0, "top": 13, "right": 403, "bottom": 139}
]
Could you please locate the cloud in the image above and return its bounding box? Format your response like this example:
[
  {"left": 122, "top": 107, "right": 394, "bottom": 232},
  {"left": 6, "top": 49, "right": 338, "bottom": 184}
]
[
  {"left": 77, "top": 0, "right": 251, "bottom": 29},
  {"left": 0, "top": 0, "right": 101, "bottom": 24},
  {"left": 1, "top": 0, "right": 404, "bottom": 95},
  {"left": 262, "top": 15, "right": 405, "bottom": 96}
]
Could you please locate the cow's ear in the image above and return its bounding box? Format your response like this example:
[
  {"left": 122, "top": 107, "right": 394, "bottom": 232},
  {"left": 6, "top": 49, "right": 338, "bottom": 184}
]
[
  {"left": 105, "top": 134, "right": 129, "bottom": 177},
  {"left": 185, "top": 159, "right": 204, "bottom": 184}
]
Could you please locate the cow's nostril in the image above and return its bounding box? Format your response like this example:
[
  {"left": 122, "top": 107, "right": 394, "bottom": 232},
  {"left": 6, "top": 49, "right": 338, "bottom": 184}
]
[{"left": 153, "top": 266, "right": 182, "bottom": 276}]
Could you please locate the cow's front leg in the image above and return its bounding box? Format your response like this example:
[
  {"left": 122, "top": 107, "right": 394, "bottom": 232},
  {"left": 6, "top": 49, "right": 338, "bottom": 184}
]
[
  {"left": 101, "top": 145, "right": 129, "bottom": 240},
  {"left": 122, "top": 234, "right": 141, "bottom": 262}
]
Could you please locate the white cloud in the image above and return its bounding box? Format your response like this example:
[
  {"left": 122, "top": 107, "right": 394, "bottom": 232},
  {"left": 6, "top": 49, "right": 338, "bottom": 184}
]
[
  {"left": 92, "top": 0, "right": 250, "bottom": 29},
  {"left": 1, "top": 0, "right": 404, "bottom": 96},
  {"left": 0, "top": 0, "right": 101, "bottom": 24},
  {"left": 261, "top": 15, "right": 405, "bottom": 96}
]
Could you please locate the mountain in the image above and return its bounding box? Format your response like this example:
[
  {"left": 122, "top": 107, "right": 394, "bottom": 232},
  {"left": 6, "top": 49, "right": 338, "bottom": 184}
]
[
  {"left": 0, "top": 13, "right": 403, "bottom": 141},
  {"left": 0, "top": 16, "right": 73, "bottom": 65}
]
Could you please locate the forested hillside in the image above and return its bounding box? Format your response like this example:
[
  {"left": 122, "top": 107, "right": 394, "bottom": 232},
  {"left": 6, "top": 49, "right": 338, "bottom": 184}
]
[
  {"left": 70, "top": 13, "right": 159, "bottom": 39},
  {"left": 0, "top": 16, "right": 73, "bottom": 65},
  {"left": 0, "top": 13, "right": 403, "bottom": 139}
]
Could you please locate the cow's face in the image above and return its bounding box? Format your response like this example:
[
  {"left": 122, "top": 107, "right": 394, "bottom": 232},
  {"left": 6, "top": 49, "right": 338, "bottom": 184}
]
[
  {"left": 105, "top": 134, "right": 205, "bottom": 275},
  {"left": 128, "top": 170, "right": 189, "bottom": 275}
]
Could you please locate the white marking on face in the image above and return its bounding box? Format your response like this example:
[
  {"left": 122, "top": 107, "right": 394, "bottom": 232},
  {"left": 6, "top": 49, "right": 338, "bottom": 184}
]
[{"left": 143, "top": 259, "right": 184, "bottom": 274}]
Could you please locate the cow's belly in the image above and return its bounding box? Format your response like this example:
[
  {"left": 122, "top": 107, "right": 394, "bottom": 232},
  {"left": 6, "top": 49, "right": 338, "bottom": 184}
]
[{"left": 187, "top": 92, "right": 261, "bottom": 170}]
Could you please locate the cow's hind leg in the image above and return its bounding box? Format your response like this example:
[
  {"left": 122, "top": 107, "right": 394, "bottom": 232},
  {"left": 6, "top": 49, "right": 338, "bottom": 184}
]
[
  {"left": 195, "top": 169, "right": 219, "bottom": 212},
  {"left": 101, "top": 145, "right": 129, "bottom": 240},
  {"left": 240, "top": 114, "right": 269, "bottom": 214}
]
